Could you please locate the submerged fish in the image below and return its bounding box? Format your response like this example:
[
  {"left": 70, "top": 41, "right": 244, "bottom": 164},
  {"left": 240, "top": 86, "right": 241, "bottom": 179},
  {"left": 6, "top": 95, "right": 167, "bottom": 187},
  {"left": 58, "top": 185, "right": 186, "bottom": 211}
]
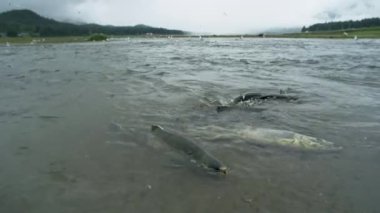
[
  {"left": 238, "top": 128, "right": 342, "bottom": 152},
  {"left": 216, "top": 92, "right": 298, "bottom": 112},
  {"left": 232, "top": 93, "right": 298, "bottom": 104},
  {"left": 151, "top": 125, "right": 227, "bottom": 174},
  {"left": 192, "top": 126, "right": 342, "bottom": 152}
]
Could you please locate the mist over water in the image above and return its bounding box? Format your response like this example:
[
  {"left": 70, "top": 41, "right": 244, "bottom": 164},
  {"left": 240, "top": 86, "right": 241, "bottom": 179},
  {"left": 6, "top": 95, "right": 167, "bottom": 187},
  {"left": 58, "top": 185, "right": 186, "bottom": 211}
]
[{"left": 1, "top": 38, "right": 380, "bottom": 212}]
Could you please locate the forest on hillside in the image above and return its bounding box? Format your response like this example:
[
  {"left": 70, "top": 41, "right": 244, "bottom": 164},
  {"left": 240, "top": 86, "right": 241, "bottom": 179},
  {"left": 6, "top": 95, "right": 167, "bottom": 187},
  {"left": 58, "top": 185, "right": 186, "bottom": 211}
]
[
  {"left": 0, "top": 9, "right": 185, "bottom": 37},
  {"left": 302, "top": 17, "right": 380, "bottom": 32}
]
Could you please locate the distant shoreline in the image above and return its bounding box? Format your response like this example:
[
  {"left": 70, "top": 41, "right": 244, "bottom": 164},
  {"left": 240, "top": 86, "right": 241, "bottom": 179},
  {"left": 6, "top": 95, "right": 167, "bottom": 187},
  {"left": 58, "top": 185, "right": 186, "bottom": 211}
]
[
  {"left": 1, "top": 27, "right": 380, "bottom": 44},
  {"left": 272, "top": 27, "right": 380, "bottom": 39}
]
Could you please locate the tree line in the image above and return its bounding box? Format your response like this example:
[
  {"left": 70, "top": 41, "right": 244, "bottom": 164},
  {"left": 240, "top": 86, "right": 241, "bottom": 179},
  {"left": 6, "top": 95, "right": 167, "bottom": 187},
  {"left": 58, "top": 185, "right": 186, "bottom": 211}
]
[{"left": 302, "top": 17, "right": 380, "bottom": 32}]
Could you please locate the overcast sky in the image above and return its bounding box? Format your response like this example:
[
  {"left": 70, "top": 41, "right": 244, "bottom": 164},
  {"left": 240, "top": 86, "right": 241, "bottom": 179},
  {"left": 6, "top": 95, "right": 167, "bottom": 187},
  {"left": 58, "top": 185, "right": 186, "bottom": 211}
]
[{"left": 0, "top": 0, "right": 379, "bottom": 33}]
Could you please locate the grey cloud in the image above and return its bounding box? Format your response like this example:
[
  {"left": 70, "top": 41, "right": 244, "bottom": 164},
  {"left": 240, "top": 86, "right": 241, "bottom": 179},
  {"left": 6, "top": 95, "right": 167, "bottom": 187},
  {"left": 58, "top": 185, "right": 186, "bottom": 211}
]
[
  {"left": 364, "top": 1, "right": 374, "bottom": 8},
  {"left": 314, "top": 11, "right": 341, "bottom": 21},
  {"left": 0, "top": 0, "right": 87, "bottom": 21},
  {"left": 1, "top": 0, "right": 379, "bottom": 33},
  {"left": 314, "top": 0, "right": 379, "bottom": 23},
  {"left": 348, "top": 3, "right": 358, "bottom": 10}
]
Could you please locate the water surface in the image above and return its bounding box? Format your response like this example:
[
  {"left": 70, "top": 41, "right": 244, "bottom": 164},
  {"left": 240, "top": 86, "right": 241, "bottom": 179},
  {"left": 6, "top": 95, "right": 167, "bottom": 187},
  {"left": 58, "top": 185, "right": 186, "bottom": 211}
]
[{"left": 1, "top": 38, "right": 380, "bottom": 213}]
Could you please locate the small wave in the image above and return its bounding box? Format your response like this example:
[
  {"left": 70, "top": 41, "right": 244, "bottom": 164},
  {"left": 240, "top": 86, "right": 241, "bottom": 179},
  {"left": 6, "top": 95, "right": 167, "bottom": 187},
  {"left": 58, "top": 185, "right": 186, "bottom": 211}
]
[
  {"left": 105, "top": 140, "right": 137, "bottom": 147},
  {"left": 155, "top": 71, "right": 169, "bottom": 76},
  {"left": 211, "top": 44, "right": 231, "bottom": 48},
  {"left": 239, "top": 59, "right": 250, "bottom": 64},
  {"left": 122, "top": 68, "right": 140, "bottom": 75},
  {"left": 36, "top": 56, "right": 56, "bottom": 61},
  {"left": 304, "top": 59, "right": 319, "bottom": 64},
  {"left": 350, "top": 64, "right": 380, "bottom": 70},
  {"left": 28, "top": 68, "right": 54, "bottom": 74},
  {"left": 204, "top": 59, "right": 219, "bottom": 65},
  {"left": 108, "top": 122, "right": 124, "bottom": 132},
  {"left": 0, "top": 108, "right": 31, "bottom": 118},
  {"left": 269, "top": 59, "right": 301, "bottom": 65},
  {"left": 170, "top": 56, "right": 182, "bottom": 60}
]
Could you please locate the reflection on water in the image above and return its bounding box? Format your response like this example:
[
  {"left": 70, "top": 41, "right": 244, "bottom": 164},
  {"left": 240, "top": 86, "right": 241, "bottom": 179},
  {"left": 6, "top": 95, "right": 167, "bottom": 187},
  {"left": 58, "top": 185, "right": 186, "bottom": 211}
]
[{"left": 1, "top": 38, "right": 380, "bottom": 212}]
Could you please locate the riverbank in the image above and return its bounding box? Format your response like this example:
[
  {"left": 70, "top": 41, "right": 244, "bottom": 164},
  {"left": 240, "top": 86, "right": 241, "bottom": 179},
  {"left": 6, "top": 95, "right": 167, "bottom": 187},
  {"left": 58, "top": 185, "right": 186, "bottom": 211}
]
[
  {"left": 0, "top": 36, "right": 89, "bottom": 44},
  {"left": 0, "top": 35, "right": 187, "bottom": 44},
  {"left": 273, "top": 27, "right": 380, "bottom": 39}
]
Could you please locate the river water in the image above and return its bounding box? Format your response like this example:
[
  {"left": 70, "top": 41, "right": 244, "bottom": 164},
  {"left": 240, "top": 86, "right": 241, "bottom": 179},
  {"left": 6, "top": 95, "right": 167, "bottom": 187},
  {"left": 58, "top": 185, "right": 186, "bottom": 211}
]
[{"left": 1, "top": 38, "right": 380, "bottom": 213}]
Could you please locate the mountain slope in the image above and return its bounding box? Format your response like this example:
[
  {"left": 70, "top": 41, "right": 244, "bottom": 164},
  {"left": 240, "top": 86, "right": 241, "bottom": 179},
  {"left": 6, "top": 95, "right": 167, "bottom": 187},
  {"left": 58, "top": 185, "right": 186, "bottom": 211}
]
[{"left": 0, "top": 9, "right": 185, "bottom": 36}]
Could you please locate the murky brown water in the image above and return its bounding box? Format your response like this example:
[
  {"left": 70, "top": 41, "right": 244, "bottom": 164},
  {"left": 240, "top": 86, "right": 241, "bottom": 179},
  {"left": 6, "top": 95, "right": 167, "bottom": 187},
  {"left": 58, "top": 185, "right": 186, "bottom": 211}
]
[{"left": 1, "top": 38, "right": 380, "bottom": 213}]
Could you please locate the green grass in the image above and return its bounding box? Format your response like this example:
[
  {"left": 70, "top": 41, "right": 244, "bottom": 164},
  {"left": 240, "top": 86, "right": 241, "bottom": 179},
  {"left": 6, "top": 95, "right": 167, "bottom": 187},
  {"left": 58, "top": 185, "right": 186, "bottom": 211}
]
[{"left": 274, "top": 27, "right": 380, "bottom": 39}]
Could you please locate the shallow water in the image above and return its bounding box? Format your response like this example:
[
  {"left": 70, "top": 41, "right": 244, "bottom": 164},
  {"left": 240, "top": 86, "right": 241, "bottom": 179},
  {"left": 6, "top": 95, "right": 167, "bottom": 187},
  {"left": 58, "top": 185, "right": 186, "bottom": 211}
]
[{"left": 1, "top": 38, "right": 380, "bottom": 213}]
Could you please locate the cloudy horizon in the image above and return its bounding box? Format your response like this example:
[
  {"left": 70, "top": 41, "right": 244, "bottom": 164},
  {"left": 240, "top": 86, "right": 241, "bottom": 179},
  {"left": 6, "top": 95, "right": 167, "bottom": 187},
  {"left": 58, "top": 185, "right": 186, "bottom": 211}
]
[{"left": 0, "top": 0, "right": 379, "bottom": 34}]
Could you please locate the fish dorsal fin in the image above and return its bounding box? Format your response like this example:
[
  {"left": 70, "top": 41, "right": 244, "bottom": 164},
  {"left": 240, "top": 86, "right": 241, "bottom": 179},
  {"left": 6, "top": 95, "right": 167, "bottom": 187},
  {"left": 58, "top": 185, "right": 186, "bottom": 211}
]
[{"left": 151, "top": 125, "right": 163, "bottom": 131}]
